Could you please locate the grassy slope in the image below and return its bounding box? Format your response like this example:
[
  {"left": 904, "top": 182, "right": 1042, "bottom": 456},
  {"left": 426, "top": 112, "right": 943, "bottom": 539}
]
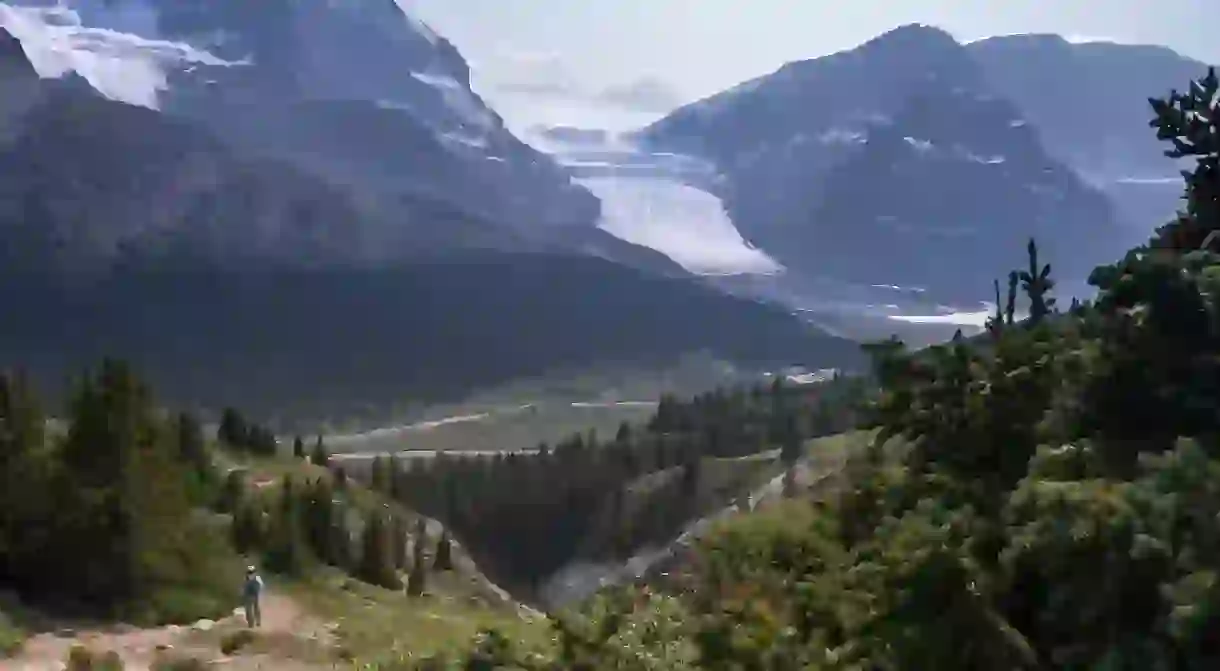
[
  {"left": 0, "top": 447, "right": 548, "bottom": 666},
  {"left": 216, "top": 449, "right": 548, "bottom": 663}
]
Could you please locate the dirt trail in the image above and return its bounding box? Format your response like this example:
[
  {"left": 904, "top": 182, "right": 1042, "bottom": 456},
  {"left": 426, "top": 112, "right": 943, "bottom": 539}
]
[{"left": 3, "top": 593, "right": 325, "bottom": 670}]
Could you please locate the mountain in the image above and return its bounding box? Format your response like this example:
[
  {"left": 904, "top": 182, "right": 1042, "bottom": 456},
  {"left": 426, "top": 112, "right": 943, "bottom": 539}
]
[
  {"left": 966, "top": 35, "right": 1211, "bottom": 234},
  {"left": 966, "top": 35, "right": 1208, "bottom": 178},
  {"left": 0, "top": 22, "right": 862, "bottom": 422},
  {"left": 637, "top": 24, "right": 1125, "bottom": 301},
  {"left": 1, "top": 0, "right": 681, "bottom": 272}
]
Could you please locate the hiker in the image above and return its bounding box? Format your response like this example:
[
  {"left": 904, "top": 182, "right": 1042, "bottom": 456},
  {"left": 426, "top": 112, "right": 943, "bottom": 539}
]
[{"left": 243, "top": 565, "right": 264, "bottom": 628}]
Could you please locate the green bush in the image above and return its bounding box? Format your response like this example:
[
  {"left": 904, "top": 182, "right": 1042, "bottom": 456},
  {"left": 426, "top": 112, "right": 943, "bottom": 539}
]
[
  {"left": 150, "top": 654, "right": 209, "bottom": 671},
  {"left": 65, "top": 646, "right": 124, "bottom": 671},
  {"left": 0, "top": 611, "right": 24, "bottom": 658},
  {"left": 219, "top": 628, "right": 258, "bottom": 655}
]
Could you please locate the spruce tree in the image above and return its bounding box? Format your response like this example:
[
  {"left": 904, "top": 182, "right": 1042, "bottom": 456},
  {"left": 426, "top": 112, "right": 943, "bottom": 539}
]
[
  {"left": 1149, "top": 67, "right": 1219, "bottom": 250},
  {"left": 218, "top": 408, "right": 246, "bottom": 448},
  {"left": 1020, "top": 238, "right": 1056, "bottom": 324},
  {"left": 232, "top": 499, "right": 264, "bottom": 555},
  {"left": 263, "top": 476, "right": 308, "bottom": 575},
  {"left": 311, "top": 435, "right": 328, "bottom": 467},
  {"left": 407, "top": 527, "right": 428, "bottom": 598},
  {"left": 357, "top": 512, "right": 400, "bottom": 589},
  {"left": 371, "top": 455, "right": 390, "bottom": 494},
  {"left": 434, "top": 529, "right": 454, "bottom": 571},
  {"left": 175, "top": 411, "right": 207, "bottom": 472},
  {"left": 305, "top": 478, "right": 335, "bottom": 564},
  {"left": 392, "top": 514, "right": 410, "bottom": 571},
  {"left": 0, "top": 370, "right": 46, "bottom": 582},
  {"left": 1005, "top": 270, "right": 1019, "bottom": 325}
]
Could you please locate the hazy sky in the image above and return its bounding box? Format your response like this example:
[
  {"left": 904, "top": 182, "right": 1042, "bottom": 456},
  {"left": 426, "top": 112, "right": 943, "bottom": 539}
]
[{"left": 406, "top": 0, "right": 1215, "bottom": 102}]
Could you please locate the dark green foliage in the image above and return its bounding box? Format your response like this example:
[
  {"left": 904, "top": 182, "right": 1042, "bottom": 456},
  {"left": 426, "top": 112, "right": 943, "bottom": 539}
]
[
  {"left": 407, "top": 519, "right": 428, "bottom": 598},
  {"left": 392, "top": 515, "right": 411, "bottom": 571},
  {"left": 1019, "top": 238, "right": 1056, "bottom": 324},
  {"left": 231, "top": 499, "right": 264, "bottom": 555},
  {"left": 434, "top": 530, "right": 453, "bottom": 571},
  {"left": 442, "top": 66, "right": 1220, "bottom": 671},
  {"left": 379, "top": 373, "right": 865, "bottom": 590},
  {"left": 216, "top": 407, "right": 277, "bottom": 457},
  {"left": 0, "top": 360, "right": 238, "bottom": 623},
  {"left": 261, "top": 476, "right": 309, "bottom": 576},
  {"left": 311, "top": 436, "right": 328, "bottom": 468},
  {"left": 292, "top": 435, "right": 305, "bottom": 460},
  {"left": 357, "top": 512, "right": 401, "bottom": 590}
]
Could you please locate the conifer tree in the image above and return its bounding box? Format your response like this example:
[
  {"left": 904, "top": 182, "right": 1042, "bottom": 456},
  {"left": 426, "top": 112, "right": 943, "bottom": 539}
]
[
  {"left": 434, "top": 529, "right": 454, "bottom": 571},
  {"left": 293, "top": 435, "right": 305, "bottom": 460},
  {"left": 0, "top": 370, "right": 46, "bottom": 581},
  {"left": 175, "top": 411, "right": 207, "bottom": 472},
  {"left": 311, "top": 435, "right": 328, "bottom": 467},
  {"left": 357, "top": 511, "right": 400, "bottom": 589},
  {"left": 392, "top": 514, "right": 410, "bottom": 571},
  {"left": 232, "top": 499, "right": 264, "bottom": 555},
  {"left": 1149, "top": 67, "right": 1219, "bottom": 250},
  {"left": 263, "top": 476, "right": 308, "bottom": 575},
  {"left": 218, "top": 407, "right": 246, "bottom": 448},
  {"left": 1020, "top": 238, "right": 1056, "bottom": 324},
  {"left": 371, "top": 455, "right": 390, "bottom": 494},
  {"left": 305, "top": 478, "right": 335, "bottom": 564},
  {"left": 407, "top": 526, "right": 428, "bottom": 598},
  {"left": 1005, "top": 270, "right": 1019, "bottom": 325}
]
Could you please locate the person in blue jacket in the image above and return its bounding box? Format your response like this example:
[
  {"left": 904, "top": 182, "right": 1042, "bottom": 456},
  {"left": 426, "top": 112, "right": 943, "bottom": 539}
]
[{"left": 243, "top": 565, "right": 264, "bottom": 628}]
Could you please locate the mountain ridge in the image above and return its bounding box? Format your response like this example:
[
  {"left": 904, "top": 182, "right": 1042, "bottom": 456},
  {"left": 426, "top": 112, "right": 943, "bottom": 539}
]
[{"left": 635, "top": 23, "right": 1192, "bottom": 301}]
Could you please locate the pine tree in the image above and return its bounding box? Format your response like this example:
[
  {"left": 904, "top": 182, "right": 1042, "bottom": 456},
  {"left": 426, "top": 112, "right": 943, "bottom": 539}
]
[
  {"left": 219, "top": 468, "right": 246, "bottom": 513},
  {"left": 218, "top": 407, "right": 246, "bottom": 448},
  {"left": 1005, "top": 270, "right": 1019, "bottom": 325},
  {"left": 407, "top": 522, "right": 428, "bottom": 597},
  {"left": 55, "top": 360, "right": 203, "bottom": 608},
  {"left": 357, "top": 511, "right": 400, "bottom": 589},
  {"left": 434, "top": 529, "right": 454, "bottom": 571},
  {"left": 263, "top": 476, "right": 308, "bottom": 575},
  {"left": 392, "top": 514, "right": 410, "bottom": 571},
  {"left": 175, "top": 411, "right": 206, "bottom": 471},
  {"left": 986, "top": 278, "right": 1005, "bottom": 338},
  {"left": 779, "top": 413, "right": 803, "bottom": 466},
  {"left": 293, "top": 435, "right": 305, "bottom": 460},
  {"left": 232, "top": 499, "right": 264, "bottom": 555},
  {"left": 0, "top": 370, "right": 46, "bottom": 582},
  {"left": 311, "top": 435, "right": 328, "bottom": 467},
  {"left": 371, "top": 455, "right": 390, "bottom": 494},
  {"left": 1149, "top": 67, "right": 1219, "bottom": 250},
  {"left": 1020, "top": 238, "right": 1056, "bottom": 324},
  {"left": 305, "top": 478, "right": 335, "bottom": 564}
]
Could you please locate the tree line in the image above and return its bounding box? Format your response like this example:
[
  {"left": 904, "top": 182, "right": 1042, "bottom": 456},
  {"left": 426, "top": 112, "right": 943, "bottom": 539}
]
[
  {"left": 0, "top": 362, "right": 458, "bottom": 623},
  {"left": 356, "top": 372, "right": 868, "bottom": 593}
]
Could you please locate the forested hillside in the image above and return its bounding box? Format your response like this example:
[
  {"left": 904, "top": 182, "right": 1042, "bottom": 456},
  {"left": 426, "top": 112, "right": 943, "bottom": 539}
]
[
  {"left": 434, "top": 67, "right": 1220, "bottom": 671},
  {"left": 359, "top": 373, "right": 867, "bottom": 595}
]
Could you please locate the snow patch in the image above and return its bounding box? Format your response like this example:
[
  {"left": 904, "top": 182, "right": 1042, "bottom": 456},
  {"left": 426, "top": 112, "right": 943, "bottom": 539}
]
[
  {"left": 818, "top": 128, "right": 867, "bottom": 145},
  {"left": 410, "top": 70, "right": 496, "bottom": 131},
  {"left": 0, "top": 2, "right": 243, "bottom": 109}
]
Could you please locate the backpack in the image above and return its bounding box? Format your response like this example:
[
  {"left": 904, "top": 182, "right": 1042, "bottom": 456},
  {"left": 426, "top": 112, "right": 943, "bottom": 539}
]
[{"left": 244, "top": 575, "right": 262, "bottom": 598}]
